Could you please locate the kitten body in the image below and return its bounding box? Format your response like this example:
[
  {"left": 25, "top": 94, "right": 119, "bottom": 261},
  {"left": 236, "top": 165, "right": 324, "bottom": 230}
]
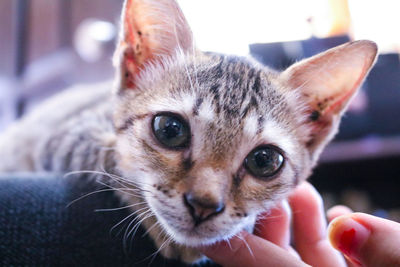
[
  {"left": 0, "top": 0, "right": 378, "bottom": 264},
  {"left": 0, "top": 83, "right": 114, "bottom": 173}
]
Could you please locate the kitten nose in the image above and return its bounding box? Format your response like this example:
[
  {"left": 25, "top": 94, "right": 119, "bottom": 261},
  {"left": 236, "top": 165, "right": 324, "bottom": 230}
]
[{"left": 183, "top": 193, "right": 225, "bottom": 226}]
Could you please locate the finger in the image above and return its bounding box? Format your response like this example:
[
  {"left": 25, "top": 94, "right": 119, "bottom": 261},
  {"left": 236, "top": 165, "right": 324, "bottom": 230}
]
[
  {"left": 199, "top": 231, "right": 309, "bottom": 267},
  {"left": 255, "top": 200, "right": 291, "bottom": 249},
  {"left": 326, "top": 206, "right": 356, "bottom": 267},
  {"left": 327, "top": 205, "right": 353, "bottom": 222},
  {"left": 328, "top": 213, "right": 400, "bottom": 267},
  {"left": 289, "top": 182, "right": 346, "bottom": 267}
]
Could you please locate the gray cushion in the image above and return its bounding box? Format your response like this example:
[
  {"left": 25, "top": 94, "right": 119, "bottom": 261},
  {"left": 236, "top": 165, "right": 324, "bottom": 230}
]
[{"left": 0, "top": 174, "right": 217, "bottom": 266}]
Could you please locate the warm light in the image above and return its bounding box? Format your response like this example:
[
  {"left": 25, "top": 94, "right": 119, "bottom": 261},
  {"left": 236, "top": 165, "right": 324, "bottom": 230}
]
[
  {"left": 178, "top": 0, "right": 400, "bottom": 55},
  {"left": 177, "top": 0, "right": 320, "bottom": 55},
  {"left": 349, "top": 0, "right": 400, "bottom": 53}
]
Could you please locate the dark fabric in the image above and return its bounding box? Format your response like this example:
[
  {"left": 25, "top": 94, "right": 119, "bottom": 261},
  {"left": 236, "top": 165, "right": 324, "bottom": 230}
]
[{"left": 0, "top": 174, "right": 219, "bottom": 266}]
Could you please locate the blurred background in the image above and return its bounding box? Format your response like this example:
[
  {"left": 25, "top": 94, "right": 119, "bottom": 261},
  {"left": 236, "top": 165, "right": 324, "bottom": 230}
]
[{"left": 0, "top": 0, "right": 399, "bottom": 221}]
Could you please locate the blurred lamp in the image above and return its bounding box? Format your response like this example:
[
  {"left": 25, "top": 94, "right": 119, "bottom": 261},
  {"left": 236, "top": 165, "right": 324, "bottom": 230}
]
[{"left": 73, "top": 19, "right": 116, "bottom": 63}]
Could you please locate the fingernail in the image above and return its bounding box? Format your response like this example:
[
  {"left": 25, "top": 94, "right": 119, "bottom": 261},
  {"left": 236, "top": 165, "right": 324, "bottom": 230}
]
[{"left": 328, "top": 216, "right": 370, "bottom": 266}]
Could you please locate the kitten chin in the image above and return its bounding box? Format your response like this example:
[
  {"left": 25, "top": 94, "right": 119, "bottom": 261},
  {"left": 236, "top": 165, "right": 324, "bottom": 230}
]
[
  {"left": 154, "top": 208, "right": 257, "bottom": 248},
  {"left": 140, "top": 215, "right": 206, "bottom": 264},
  {"left": 116, "top": 188, "right": 258, "bottom": 263}
]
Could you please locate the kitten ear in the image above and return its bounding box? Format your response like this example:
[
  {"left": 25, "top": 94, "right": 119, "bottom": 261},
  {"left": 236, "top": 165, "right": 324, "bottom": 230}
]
[
  {"left": 114, "top": 0, "right": 194, "bottom": 90},
  {"left": 280, "top": 40, "right": 378, "bottom": 155}
]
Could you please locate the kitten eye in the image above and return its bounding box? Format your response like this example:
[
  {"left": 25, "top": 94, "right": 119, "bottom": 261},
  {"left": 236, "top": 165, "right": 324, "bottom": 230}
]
[
  {"left": 152, "top": 113, "right": 190, "bottom": 149},
  {"left": 244, "top": 146, "right": 284, "bottom": 179}
]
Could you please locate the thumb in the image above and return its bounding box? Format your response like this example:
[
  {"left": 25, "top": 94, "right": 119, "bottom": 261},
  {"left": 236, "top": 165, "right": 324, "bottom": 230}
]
[{"left": 328, "top": 213, "right": 400, "bottom": 267}]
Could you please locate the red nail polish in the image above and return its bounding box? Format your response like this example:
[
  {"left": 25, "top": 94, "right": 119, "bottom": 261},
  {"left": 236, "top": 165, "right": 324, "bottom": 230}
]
[
  {"left": 329, "top": 217, "right": 370, "bottom": 266},
  {"left": 338, "top": 228, "right": 362, "bottom": 265}
]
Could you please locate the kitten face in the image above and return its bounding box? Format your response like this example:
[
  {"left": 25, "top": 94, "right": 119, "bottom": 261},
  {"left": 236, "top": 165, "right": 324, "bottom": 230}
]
[
  {"left": 113, "top": 52, "right": 312, "bottom": 246},
  {"left": 112, "top": 0, "right": 377, "bottom": 261}
]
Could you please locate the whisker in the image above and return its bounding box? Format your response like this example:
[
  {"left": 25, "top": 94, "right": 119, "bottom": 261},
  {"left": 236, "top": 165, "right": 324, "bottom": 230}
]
[
  {"left": 256, "top": 213, "right": 286, "bottom": 221},
  {"left": 65, "top": 169, "right": 141, "bottom": 188},
  {"left": 141, "top": 220, "right": 162, "bottom": 238},
  {"left": 111, "top": 206, "right": 150, "bottom": 234},
  {"left": 123, "top": 208, "right": 151, "bottom": 239},
  {"left": 128, "top": 211, "right": 155, "bottom": 241},
  {"left": 148, "top": 235, "right": 173, "bottom": 265},
  {"left": 226, "top": 238, "right": 233, "bottom": 251},
  {"left": 154, "top": 221, "right": 169, "bottom": 242},
  {"left": 123, "top": 209, "right": 152, "bottom": 252},
  {"left": 66, "top": 188, "right": 123, "bottom": 208},
  {"left": 95, "top": 201, "right": 147, "bottom": 212},
  {"left": 98, "top": 167, "right": 140, "bottom": 188},
  {"left": 126, "top": 209, "right": 153, "bottom": 238},
  {"left": 95, "top": 180, "right": 143, "bottom": 198},
  {"left": 66, "top": 169, "right": 133, "bottom": 188},
  {"left": 65, "top": 169, "right": 156, "bottom": 200},
  {"left": 236, "top": 233, "right": 254, "bottom": 259}
]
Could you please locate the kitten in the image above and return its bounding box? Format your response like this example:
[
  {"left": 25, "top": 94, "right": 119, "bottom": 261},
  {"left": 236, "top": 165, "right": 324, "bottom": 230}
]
[{"left": 0, "top": 0, "right": 377, "bottom": 264}]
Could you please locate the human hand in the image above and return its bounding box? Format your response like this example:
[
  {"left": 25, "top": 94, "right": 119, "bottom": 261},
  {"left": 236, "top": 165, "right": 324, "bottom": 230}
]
[
  {"left": 199, "top": 182, "right": 346, "bottom": 267},
  {"left": 328, "top": 207, "right": 400, "bottom": 266},
  {"left": 199, "top": 182, "right": 400, "bottom": 267}
]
